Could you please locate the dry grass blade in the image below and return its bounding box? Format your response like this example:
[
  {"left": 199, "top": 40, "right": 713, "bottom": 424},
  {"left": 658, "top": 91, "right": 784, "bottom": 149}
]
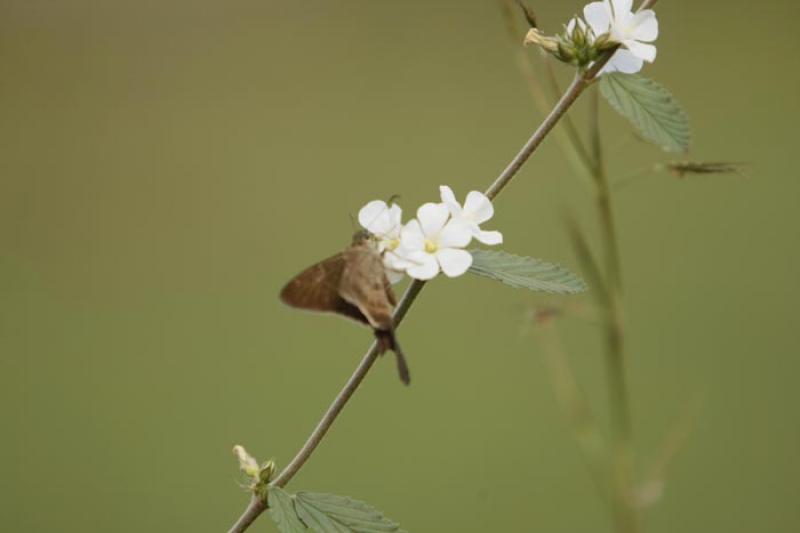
[{"left": 514, "top": 0, "right": 538, "bottom": 29}]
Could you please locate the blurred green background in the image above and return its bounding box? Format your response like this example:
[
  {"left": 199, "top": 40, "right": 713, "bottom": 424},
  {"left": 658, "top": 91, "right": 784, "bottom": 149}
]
[{"left": 2, "top": 1, "right": 798, "bottom": 531}]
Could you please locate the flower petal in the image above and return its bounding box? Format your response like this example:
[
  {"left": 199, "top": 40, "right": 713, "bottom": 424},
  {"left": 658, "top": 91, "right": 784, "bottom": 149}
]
[
  {"left": 436, "top": 248, "right": 473, "bottom": 278},
  {"left": 417, "top": 202, "right": 450, "bottom": 237},
  {"left": 384, "top": 248, "right": 415, "bottom": 271},
  {"left": 438, "top": 220, "right": 473, "bottom": 249},
  {"left": 600, "top": 49, "right": 643, "bottom": 74},
  {"left": 583, "top": 2, "right": 611, "bottom": 35},
  {"left": 462, "top": 191, "right": 494, "bottom": 223},
  {"left": 610, "top": 0, "right": 633, "bottom": 16},
  {"left": 439, "top": 185, "right": 462, "bottom": 217},
  {"left": 400, "top": 219, "right": 425, "bottom": 251},
  {"left": 387, "top": 204, "right": 403, "bottom": 235},
  {"left": 473, "top": 228, "right": 503, "bottom": 245},
  {"left": 385, "top": 267, "right": 405, "bottom": 285},
  {"left": 631, "top": 10, "right": 658, "bottom": 41},
  {"left": 624, "top": 40, "right": 657, "bottom": 62},
  {"left": 358, "top": 200, "right": 390, "bottom": 235},
  {"left": 405, "top": 251, "right": 440, "bottom": 280}
]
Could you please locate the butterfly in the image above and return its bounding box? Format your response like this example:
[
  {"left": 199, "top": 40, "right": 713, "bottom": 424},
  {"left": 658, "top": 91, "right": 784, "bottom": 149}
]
[{"left": 280, "top": 230, "right": 410, "bottom": 385}]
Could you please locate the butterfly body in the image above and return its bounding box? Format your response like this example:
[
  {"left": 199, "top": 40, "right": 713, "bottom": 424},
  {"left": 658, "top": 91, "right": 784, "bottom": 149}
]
[{"left": 280, "top": 232, "right": 410, "bottom": 385}]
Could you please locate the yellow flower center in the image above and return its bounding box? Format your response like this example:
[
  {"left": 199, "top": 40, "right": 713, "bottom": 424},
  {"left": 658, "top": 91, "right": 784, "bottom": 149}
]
[
  {"left": 424, "top": 239, "right": 438, "bottom": 253},
  {"left": 386, "top": 238, "right": 400, "bottom": 251}
]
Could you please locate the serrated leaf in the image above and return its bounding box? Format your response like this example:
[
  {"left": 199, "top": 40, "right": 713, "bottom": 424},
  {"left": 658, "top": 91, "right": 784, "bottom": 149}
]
[
  {"left": 600, "top": 73, "right": 690, "bottom": 153},
  {"left": 269, "top": 487, "right": 308, "bottom": 533},
  {"left": 468, "top": 249, "right": 586, "bottom": 294},
  {"left": 294, "top": 491, "right": 406, "bottom": 533}
]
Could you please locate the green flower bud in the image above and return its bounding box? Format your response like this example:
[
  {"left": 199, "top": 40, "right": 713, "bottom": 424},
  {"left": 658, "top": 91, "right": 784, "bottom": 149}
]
[
  {"left": 259, "top": 459, "right": 277, "bottom": 484},
  {"left": 594, "top": 33, "right": 618, "bottom": 52},
  {"left": 571, "top": 24, "right": 587, "bottom": 48},
  {"left": 556, "top": 41, "right": 576, "bottom": 63}
]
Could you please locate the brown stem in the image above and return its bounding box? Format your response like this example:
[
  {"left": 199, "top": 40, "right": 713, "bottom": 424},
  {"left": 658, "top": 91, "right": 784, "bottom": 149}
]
[
  {"left": 485, "top": 72, "right": 590, "bottom": 200},
  {"left": 227, "top": 495, "right": 266, "bottom": 533}
]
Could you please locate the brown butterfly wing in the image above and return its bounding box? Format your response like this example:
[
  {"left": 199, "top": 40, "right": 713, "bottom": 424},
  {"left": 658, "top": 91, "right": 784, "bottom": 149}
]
[
  {"left": 280, "top": 253, "right": 368, "bottom": 326},
  {"left": 338, "top": 246, "right": 396, "bottom": 331},
  {"left": 281, "top": 244, "right": 410, "bottom": 385}
]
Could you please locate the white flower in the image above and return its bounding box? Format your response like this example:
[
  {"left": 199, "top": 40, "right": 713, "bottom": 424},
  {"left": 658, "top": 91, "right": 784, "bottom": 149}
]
[
  {"left": 583, "top": 0, "right": 659, "bottom": 74},
  {"left": 400, "top": 203, "right": 474, "bottom": 280},
  {"left": 358, "top": 200, "right": 402, "bottom": 251},
  {"left": 439, "top": 186, "right": 503, "bottom": 246},
  {"left": 358, "top": 199, "right": 413, "bottom": 282}
]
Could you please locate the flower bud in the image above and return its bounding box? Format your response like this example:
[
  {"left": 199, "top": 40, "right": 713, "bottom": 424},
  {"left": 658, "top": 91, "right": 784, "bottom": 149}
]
[
  {"left": 593, "top": 33, "right": 618, "bottom": 52},
  {"left": 556, "top": 41, "right": 576, "bottom": 63},
  {"left": 570, "top": 24, "right": 587, "bottom": 48},
  {"left": 259, "top": 459, "right": 277, "bottom": 483},
  {"left": 233, "top": 445, "right": 260, "bottom": 479},
  {"left": 524, "top": 28, "right": 560, "bottom": 54}
]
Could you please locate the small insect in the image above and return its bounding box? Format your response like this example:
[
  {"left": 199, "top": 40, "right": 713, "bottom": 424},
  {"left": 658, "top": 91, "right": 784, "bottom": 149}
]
[
  {"left": 664, "top": 161, "right": 748, "bottom": 179},
  {"left": 280, "top": 230, "right": 410, "bottom": 385}
]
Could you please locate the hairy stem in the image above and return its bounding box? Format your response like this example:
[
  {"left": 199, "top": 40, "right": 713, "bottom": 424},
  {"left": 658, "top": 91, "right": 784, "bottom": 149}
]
[
  {"left": 542, "top": 55, "right": 594, "bottom": 173},
  {"left": 485, "top": 72, "right": 589, "bottom": 200}
]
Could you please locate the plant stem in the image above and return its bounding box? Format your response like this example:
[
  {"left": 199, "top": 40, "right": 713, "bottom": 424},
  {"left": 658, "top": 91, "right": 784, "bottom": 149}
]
[
  {"left": 229, "top": 69, "right": 594, "bottom": 531},
  {"left": 485, "top": 72, "right": 590, "bottom": 200},
  {"left": 227, "top": 495, "right": 266, "bottom": 533},
  {"left": 497, "top": 0, "right": 595, "bottom": 184},
  {"left": 579, "top": 2, "right": 662, "bottom": 529},
  {"left": 542, "top": 55, "right": 594, "bottom": 173},
  {"left": 590, "top": 83, "right": 637, "bottom": 533}
]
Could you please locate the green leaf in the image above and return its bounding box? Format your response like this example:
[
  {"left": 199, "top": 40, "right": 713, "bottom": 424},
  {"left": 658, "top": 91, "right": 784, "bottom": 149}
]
[
  {"left": 268, "top": 487, "right": 308, "bottom": 533},
  {"left": 468, "top": 249, "right": 586, "bottom": 294},
  {"left": 294, "top": 491, "right": 406, "bottom": 533},
  {"left": 600, "top": 73, "right": 690, "bottom": 153}
]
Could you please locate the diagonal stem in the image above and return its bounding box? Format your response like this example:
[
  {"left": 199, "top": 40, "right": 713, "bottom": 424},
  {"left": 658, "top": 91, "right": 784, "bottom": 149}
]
[
  {"left": 485, "top": 73, "right": 589, "bottom": 200},
  {"left": 497, "top": 0, "right": 595, "bottom": 184},
  {"left": 227, "top": 71, "right": 595, "bottom": 533}
]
